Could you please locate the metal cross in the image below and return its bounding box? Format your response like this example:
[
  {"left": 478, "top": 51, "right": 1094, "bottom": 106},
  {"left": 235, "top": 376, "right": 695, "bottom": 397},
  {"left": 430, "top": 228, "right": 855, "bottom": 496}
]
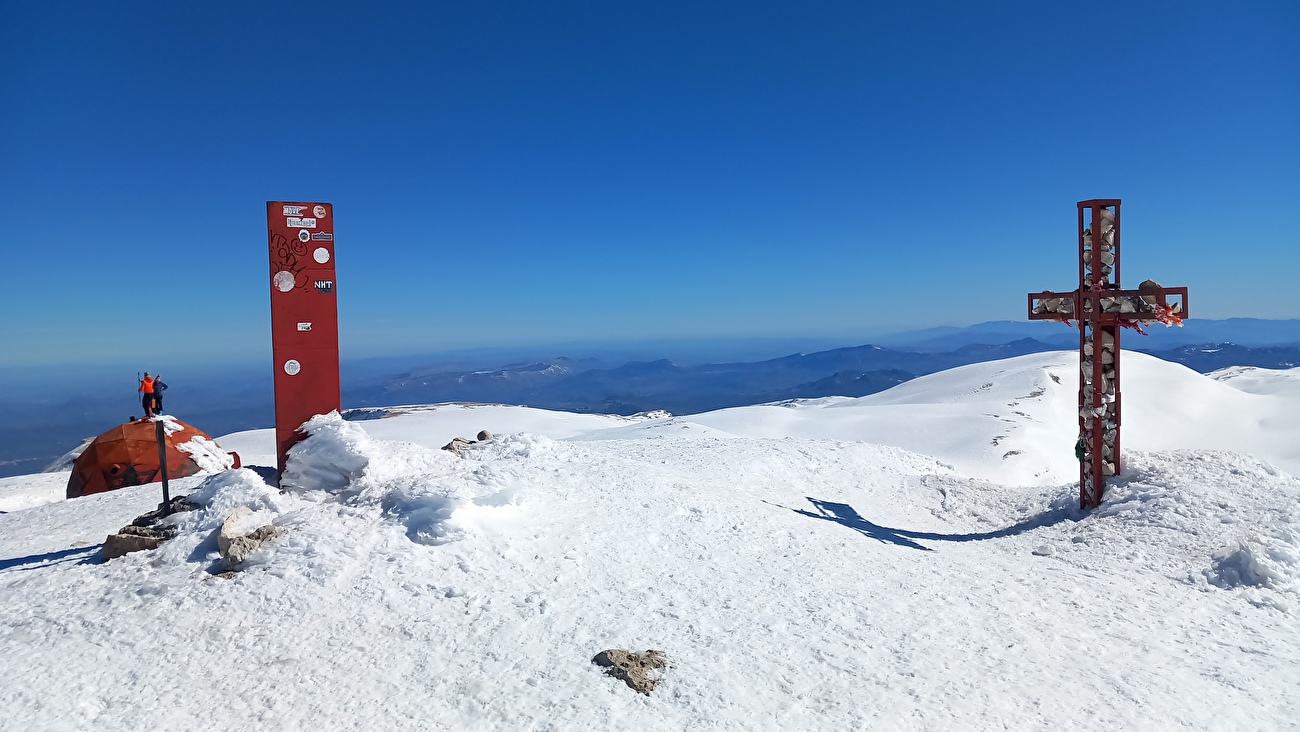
[{"left": 1027, "top": 199, "right": 1189, "bottom": 509}]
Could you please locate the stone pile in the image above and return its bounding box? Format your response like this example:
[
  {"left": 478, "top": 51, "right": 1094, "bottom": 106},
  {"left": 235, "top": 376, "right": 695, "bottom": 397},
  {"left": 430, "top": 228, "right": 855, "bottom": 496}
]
[
  {"left": 1031, "top": 291, "right": 1075, "bottom": 316},
  {"left": 102, "top": 496, "right": 199, "bottom": 561},
  {"left": 442, "top": 430, "right": 494, "bottom": 456},
  {"left": 1079, "top": 324, "right": 1118, "bottom": 502},
  {"left": 1082, "top": 207, "right": 1117, "bottom": 289}
]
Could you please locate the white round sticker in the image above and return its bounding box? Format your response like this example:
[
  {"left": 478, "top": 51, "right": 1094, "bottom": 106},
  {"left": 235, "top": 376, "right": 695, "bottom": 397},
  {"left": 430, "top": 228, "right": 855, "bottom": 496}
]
[
  {"left": 313, "top": 205, "right": 327, "bottom": 218},
  {"left": 298, "top": 229, "right": 311, "bottom": 243},
  {"left": 313, "top": 247, "right": 330, "bottom": 264},
  {"left": 284, "top": 359, "right": 301, "bottom": 376},
  {"left": 273, "top": 271, "right": 295, "bottom": 292}
]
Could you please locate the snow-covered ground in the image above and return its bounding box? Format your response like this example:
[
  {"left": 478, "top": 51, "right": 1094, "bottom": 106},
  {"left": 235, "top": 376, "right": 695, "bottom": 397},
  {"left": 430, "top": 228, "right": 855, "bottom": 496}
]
[{"left": 1, "top": 351, "right": 1298, "bottom": 730}]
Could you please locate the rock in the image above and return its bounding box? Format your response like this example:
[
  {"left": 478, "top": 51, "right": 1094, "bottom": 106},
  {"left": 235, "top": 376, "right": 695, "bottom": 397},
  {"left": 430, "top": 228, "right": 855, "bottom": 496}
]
[
  {"left": 1032, "top": 544, "right": 1055, "bottom": 557},
  {"left": 218, "top": 506, "right": 286, "bottom": 571},
  {"left": 102, "top": 500, "right": 194, "bottom": 561},
  {"left": 103, "top": 532, "right": 166, "bottom": 560},
  {"left": 1139, "top": 279, "right": 1165, "bottom": 307},
  {"left": 131, "top": 496, "right": 199, "bottom": 527},
  {"left": 443, "top": 431, "right": 495, "bottom": 455},
  {"left": 442, "top": 437, "right": 476, "bottom": 455},
  {"left": 223, "top": 525, "right": 286, "bottom": 570},
  {"left": 593, "top": 649, "right": 668, "bottom": 695},
  {"left": 218, "top": 506, "right": 253, "bottom": 556}
]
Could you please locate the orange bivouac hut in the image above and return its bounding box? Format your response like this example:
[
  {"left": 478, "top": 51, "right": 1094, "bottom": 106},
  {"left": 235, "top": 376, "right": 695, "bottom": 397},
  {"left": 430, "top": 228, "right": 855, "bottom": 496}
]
[{"left": 66, "top": 417, "right": 239, "bottom": 499}]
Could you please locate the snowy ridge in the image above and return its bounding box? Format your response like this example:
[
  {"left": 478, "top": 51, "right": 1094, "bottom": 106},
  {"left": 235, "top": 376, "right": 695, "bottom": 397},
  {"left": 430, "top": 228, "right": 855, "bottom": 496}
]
[{"left": 1, "top": 352, "right": 1298, "bottom": 730}]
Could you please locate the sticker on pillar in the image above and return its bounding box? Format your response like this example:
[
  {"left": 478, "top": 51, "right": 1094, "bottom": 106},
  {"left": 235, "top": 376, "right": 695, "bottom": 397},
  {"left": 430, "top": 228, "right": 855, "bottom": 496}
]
[
  {"left": 298, "top": 229, "right": 311, "bottom": 244},
  {"left": 283, "top": 205, "right": 305, "bottom": 216},
  {"left": 287, "top": 217, "right": 317, "bottom": 228},
  {"left": 297, "top": 322, "right": 312, "bottom": 331},
  {"left": 313, "top": 247, "right": 330, "bottom": 264},
  {"left": 313, "top": 205, "right": 327, "bottom": 218},
  {"left": 311, "top": 232, "right": 333, "bottom": 241},
  {"left": 314, "top": 279, "right": 333, "bottom": 293},
  {"left": 284, "top": 359, "right": 301, "bottom": 376},
  {"left": 273, "top": 271, "right": 296, "bottom": 293}
]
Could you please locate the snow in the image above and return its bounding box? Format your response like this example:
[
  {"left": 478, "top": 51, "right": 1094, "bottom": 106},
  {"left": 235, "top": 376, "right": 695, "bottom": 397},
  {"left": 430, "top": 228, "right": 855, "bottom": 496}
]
[
  {"left": 1, "top": 351, "right": 1298, "bottom": 730},
  {"left": 1211, "top": 364, "right": 1300, "bottom": 397},
  {"left": 0, "top": 472, "right": 68, "bottom": 513}
]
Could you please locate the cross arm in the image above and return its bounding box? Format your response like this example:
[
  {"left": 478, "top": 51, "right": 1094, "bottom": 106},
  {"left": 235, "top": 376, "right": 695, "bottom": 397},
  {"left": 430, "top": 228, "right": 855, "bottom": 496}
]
[
  {"left": 1094, "top": 286, "right": 1188, "bottom": 321},
  {"left": 1027, "top": 290, "right": 1079, "bottom": 321},
  {"left": 1028, "top": 285, "right": 1188, "bottom": 324}
]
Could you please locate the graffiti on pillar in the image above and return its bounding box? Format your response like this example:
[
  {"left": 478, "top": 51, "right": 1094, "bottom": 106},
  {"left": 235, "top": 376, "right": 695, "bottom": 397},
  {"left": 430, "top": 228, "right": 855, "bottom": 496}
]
[
  {"left": 270, "top": 232, "right": 313, "bottom": 293},
  {"left": 1027, "top": 199, "right": 1189, "bottom": 509}
]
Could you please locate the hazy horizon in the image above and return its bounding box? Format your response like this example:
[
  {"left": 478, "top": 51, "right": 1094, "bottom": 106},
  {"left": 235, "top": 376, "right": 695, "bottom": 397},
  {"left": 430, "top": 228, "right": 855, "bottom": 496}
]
[{"left": 3, "top": 3, "right": 1297, "bottom": 369}]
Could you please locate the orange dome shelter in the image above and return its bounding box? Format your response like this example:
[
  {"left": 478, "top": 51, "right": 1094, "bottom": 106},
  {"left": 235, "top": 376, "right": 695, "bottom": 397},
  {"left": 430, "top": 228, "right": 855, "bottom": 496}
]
[{"left": 66, "top": 417, "right": 239, "bottom": 499}]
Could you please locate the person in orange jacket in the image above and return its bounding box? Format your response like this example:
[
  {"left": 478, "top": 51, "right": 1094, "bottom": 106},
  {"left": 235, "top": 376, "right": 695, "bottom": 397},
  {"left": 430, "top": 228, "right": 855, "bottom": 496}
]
[{"left": 139, "top": 372, "right": 156, "bottom": 418}]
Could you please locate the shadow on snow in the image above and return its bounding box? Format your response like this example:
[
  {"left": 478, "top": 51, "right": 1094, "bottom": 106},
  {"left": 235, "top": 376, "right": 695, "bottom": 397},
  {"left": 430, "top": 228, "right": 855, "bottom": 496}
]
[
  {"left": 0, "top": 544, "right": 102, "bottom": 572},
  {"left": 794, "top": 498, "right": 1079, "bottom": 552}
]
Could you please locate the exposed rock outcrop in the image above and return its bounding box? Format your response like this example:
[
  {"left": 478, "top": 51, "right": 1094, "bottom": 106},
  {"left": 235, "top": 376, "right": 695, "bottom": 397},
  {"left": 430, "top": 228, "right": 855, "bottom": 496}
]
[
  {"left": 592, "top": 649, "right": 669, "bottom": 695},
  {"left": 101, "top": 497, "right": 199, "bottom": 561},
  {"left": 218, "top": 506, "right": 287, "bottom": 571}
]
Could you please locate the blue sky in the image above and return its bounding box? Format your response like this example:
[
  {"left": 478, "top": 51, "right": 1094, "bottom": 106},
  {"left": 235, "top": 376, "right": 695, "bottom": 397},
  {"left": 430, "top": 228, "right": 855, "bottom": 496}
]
[{"left": 1, "top": 1, "right": 1297, "bottom": 369}]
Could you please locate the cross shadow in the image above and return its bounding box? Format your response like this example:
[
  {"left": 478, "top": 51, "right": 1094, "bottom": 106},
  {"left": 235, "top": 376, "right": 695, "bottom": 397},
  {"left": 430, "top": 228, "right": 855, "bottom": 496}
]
[
  {"left": 0, "top": 545, "right": 102, "bottom": 572},
  {"left": 794, "top": 498, "right": 1080, "bottom": 552}
]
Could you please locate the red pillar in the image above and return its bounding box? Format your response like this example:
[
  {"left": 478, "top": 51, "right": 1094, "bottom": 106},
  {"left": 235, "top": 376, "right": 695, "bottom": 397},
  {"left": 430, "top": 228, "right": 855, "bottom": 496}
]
[{"left": 267, "top": 202, "right": 340, "bottom": 478}]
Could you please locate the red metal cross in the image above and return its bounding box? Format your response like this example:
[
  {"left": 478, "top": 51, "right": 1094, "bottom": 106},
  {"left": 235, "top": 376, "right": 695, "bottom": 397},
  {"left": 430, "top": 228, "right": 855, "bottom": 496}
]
[{"left": 1027, "top": 199, "right": 1189, "bottom": 509}]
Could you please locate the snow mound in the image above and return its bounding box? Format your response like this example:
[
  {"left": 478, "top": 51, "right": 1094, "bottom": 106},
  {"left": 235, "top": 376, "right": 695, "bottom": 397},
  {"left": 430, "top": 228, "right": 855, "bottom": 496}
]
[
  {"left": 1210, "top": 365, "right": 1300, "bottom": 397},
  {"left": 187, "top": 467, "right": 287, "bottom": 524},
  {"left": 265, "top": 412, "right": 546, "bottom": 548},
  {"left": 174, "top": 434, "right": 236, "bottom": 473},
  {"left": 278, "top": 412, "right": 377, "bottom": 495},
  {"left": 1208, "top": 530, "right": 1300, "bottom": 592},
  {"left": 146, "top": 468, "right": 289, "bottom": 569},
  {"left": 1058, "top": 450, "right": 1300, "bottom": 609}
]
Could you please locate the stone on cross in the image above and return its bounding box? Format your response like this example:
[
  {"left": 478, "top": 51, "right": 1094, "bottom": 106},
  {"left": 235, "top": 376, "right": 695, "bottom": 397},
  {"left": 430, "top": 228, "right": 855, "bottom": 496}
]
[{"left": 1026, "top": 199, "right": 1189, "bottom": 509}]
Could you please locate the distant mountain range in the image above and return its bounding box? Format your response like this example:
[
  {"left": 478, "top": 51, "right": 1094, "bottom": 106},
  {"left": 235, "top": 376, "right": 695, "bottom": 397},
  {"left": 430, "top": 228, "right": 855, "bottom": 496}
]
[
  {"left": 347, "top": 337, "right": 1300, "bottom": 417},
  {"left": 1138, "top": 342, "right": 1300, "bottom": 372},
  {"left": 4, "top": 317, "right": 1298, "bottom": 480},
  {"left": 874, "top": 318, "right": 1300, "bottom": 351}
]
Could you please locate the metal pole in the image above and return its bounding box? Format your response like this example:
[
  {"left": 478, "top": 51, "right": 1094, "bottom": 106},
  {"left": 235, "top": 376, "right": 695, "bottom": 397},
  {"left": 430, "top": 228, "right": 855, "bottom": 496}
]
[{"left": 155, "top": 419, "right": 172, "bottom": 514}]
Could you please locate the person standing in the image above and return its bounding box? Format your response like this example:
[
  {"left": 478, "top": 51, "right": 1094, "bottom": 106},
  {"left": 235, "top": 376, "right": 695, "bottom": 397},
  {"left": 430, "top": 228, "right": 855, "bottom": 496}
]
[
  {"left": 139, "top": 372, "right": 156, "bottom": 418},
  {"left": 152, "top": 375, "right": 168, "bottom": 415}
]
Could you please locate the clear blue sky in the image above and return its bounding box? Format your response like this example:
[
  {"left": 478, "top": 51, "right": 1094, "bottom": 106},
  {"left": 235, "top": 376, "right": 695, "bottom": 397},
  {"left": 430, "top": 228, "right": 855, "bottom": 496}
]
[{"left": 2, "top": 1, "right": 1297, "bottom": 369}]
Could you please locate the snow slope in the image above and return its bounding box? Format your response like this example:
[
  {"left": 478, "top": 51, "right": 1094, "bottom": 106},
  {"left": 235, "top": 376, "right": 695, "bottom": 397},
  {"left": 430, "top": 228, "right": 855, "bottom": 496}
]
[
  {"left": 1, "top": 352, "right": 1298, "bottom": 731},
  {"left": 585, "top": 351, "right": 1300, "bottom": 485}
]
